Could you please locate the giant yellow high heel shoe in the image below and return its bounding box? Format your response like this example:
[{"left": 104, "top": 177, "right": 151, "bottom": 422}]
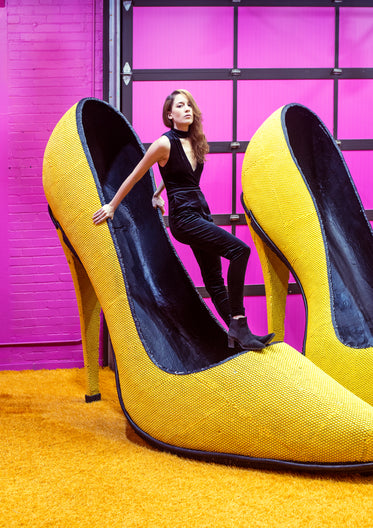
[
  {"left": 242, "top": 103, "right": 373, "bottom": 406},
  {"left": 43, "top": 98, "right": 373, "bottom": 472}
]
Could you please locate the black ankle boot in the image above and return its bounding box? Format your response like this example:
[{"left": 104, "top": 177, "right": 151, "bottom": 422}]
[{"left": 228, "top": 317, "right": 274, "bottom": 351}]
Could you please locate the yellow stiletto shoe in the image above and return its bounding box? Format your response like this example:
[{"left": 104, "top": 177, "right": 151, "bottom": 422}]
[
  {"left": 242, "top": 103, "right": 373, "bottom": 406},
  {"left": 43, "top": 98, "right": 373, "bottom": 472}
]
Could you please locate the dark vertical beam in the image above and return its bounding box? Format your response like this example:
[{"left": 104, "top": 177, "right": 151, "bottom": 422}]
[
  {"left": 333, "top": 6, "right": 340, "bottom": 138},
  {"left": 231, "top": 4, "right": 239, "bottom": 235},
  {"left": 102, "top": 0, "right": 110, "bottom": 103},
  {"left": 121, "top": 1, "right": 133, "bottom": 121},
  {"left": 101, "top": 0, "right": 113, "bottom": 366}
]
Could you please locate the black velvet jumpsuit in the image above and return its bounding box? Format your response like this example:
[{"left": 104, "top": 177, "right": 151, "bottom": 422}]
[{"left": 158, "top": 129, "right": 251, "bottom": 325}]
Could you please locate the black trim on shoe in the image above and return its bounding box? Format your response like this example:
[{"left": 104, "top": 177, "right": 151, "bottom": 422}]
[{"left": 48, "top": 205, "right": 82, "bottom": 264}]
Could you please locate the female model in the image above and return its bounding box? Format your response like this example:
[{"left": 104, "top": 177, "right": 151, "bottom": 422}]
[{"left": 93, "top": 89, "right": 273, "bottom": 350}]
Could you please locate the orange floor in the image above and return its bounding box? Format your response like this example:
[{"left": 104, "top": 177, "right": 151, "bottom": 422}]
[{"left": 1, "top": 367, "right": 373, "bottom": 528}]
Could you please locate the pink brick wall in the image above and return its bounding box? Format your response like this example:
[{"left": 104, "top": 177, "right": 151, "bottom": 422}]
[{"left": 0, "top": 0, "right": 103, "bottom": 370}]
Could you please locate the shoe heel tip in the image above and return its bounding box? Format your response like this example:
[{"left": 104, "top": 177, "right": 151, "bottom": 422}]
[{"left": 85, "top": 393, "right": 101, "bottom": 403}]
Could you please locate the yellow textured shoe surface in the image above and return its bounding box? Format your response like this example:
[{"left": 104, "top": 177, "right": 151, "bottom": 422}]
[
  {"left": 43, "top": 100, "right": 373, "bottom": 469},
  {"left": 241, "top": 104, "right": 373, "bottom": 406},
  {"left": 120, "top": 338, "right": 373, "bottom": 465}
]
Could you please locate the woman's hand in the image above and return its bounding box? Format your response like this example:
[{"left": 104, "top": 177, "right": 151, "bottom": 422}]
[
  {"left": 152, "top": 194, "right": 165, "bottom": 215},
  {"left": 92, "top": 203, "right": 115, "bottom": 225}
]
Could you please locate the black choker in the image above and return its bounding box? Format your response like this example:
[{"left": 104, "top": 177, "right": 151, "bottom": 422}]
[{"left": 172, "top": 128, "right": 189, "bottom": 138}]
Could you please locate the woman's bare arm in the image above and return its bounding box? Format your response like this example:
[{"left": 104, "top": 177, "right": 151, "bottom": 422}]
[
  {"left": 92, "top": 136, "right": 169, "bottom": 225},
  {"left": 152, "top": 179, "right": 166, "bottom": 215}
]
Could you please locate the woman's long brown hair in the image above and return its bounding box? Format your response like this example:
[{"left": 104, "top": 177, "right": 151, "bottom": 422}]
[{"left": 162, "top": 89, "right": 209, "bottom": 164}]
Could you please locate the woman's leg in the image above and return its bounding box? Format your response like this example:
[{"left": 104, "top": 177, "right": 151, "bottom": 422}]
[
  {"left": 171, "top": 212, "right": 274, "bottom": 348},
  {"left": 191, "top": 245, "right": 231, "bottom": 325},
  {"left": 171, "top": 210, "right": 250, "bottom": 319},
  {"left": 227, "top": 250, "right": 250, "bottom": 317}
]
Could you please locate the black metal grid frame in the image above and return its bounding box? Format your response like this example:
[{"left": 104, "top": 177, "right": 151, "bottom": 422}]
[{"left": 103, "top": 0, "right": 373, "bottom": 297}]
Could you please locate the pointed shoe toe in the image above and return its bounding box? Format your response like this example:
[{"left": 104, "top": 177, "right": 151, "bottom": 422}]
[
  {"left": 242, "top": 103, "right": 373, "bottom": 406},
  {"left": 43, "top": 98, "right": 373, "bottom": 473},
  {"left": 257, "top": 332, "right": 275, "bottom": 346}
]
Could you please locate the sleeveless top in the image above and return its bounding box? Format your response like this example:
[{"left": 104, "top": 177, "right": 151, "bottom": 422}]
[{"left": 158, "top": 129, "right": 203, "bottom": 196}]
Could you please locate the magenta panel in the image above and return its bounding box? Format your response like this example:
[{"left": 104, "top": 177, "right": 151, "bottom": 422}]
[
  {"left": 202, "top": 154, "right": 232, "bottom": 214},
  {"left": 237, "top": 79, "right": 334, "bottom": 141},
  {"left": 338, "top": 80, "right": 373, "bottom": 139},
  {"left": 238, "top": 7, "right": 334, "bottom": 68},
  {"left": 342, "top": 151, "right": 373, "bottom": 210},
  {"left": 132, "top": 80, "right": 233, "bottom": 143},
  {"left": 235, "top": 225, "right": 264, "bottom": 286},
  {"left": 133, "top": 7, "right": 233, "bottom": 69},
  {"left": 339, "top": 8, "right": 373, "bottom": 67},
  {"left": 283, "top": 294, "right": 306, "bottom": 352}
]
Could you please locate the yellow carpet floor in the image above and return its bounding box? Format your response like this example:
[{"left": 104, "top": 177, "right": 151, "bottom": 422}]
[{"left": 1, "top": 367, "right": 373, "bottom": 528}]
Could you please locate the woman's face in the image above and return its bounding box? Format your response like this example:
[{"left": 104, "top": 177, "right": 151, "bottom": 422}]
[{"left": 168, "top": 93, "right": 194, "bottom": 130}]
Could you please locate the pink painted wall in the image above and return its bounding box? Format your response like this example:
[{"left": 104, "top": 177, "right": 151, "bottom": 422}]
[{"left": 0, "top": 0, "right": 103, "bottom": 370}]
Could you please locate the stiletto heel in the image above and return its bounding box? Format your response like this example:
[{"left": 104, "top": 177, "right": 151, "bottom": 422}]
[
  {"left": 247, "top": 221, "right": 289, "bottom": 343},
  {"left": 51, "top": 210, "right": 101, "bottom": 402},
  {"left": 42, "top": 98, "right": 373, "bottom": 472},
  {"left": 227, "top": 316, "right": 273, "bottom": 351},
  {"left": 242, "top": 103, "right": 373, "bottom": 406},
  {"left": 227, "top": 336, "right": 235, "bottom": 349}
]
